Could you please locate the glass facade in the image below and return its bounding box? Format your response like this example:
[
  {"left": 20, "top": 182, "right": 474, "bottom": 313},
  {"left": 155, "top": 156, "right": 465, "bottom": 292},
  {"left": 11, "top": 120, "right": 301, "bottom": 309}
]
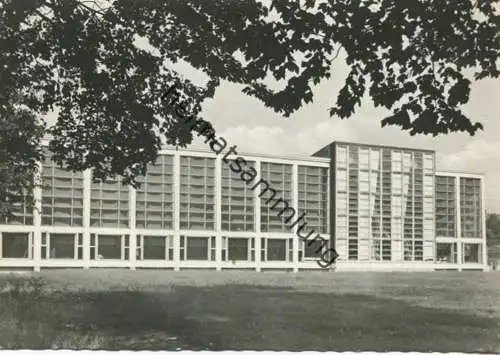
[
  {"left": 179, "top": 157, "right": 215, "bottom": 230},
  {"left": 42, "top": 155, "right": 84, "bottom": 226},
  {"left": 90, "top": 178, "right": 129, "bottom": 228},
  {"left": 460, "top": 178, "right": 482, "bottom": 239},
  {"left": 335, "top": 143, "right": 435, "bottom": 262},
  {"left": 435, "top": 176, "right": 456, "bottom": 237},
  {"left": 135, "top": 155, "right": 174, "bottom": 229},
  {"left": 298, "top": 166, "right": 328, "bottom": 234},
  {"left": 0, "top": 196, "right": 33, "bottom": 225},
  {"left": 221, "top": 161, "right": 255, "bottom": 231},
  {"left": 260, "top": 163, "right": 293, "bottom": 232}
]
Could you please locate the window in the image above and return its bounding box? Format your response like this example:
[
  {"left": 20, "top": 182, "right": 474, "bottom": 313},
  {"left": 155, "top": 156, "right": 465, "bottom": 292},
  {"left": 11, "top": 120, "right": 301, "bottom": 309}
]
[
  {"left": 436, "top": 243, "right": 457, "bottom": 263},
  {"left": 336, "top": 145, "right": 347, "bottom": 167},
  {"left": 1, "top": 194, "right": 33, "bottom": 226},
  {"left": 42, "top": 233, "right": 81, "bottom": 259},
  {"left": 348, "top": 239, "right": 358, "bottom": 260},
  {"left": 463, "top": 243, "right": 481, "bottom": 263},
  {"left": 99, "top": 235, "right": 123, "bottom": 260},
  {"left": 372, "top": 239, "right": 391, "bottom": 261},
  {"left": 221, "top": 161, "right": 255, "bottom": 232},
  {"left": 179, "top": 236, "right": 215, "bottom": 261},
  {"left": 298, "top": 166, "right": 328, "bottom": 234},
  {"left": 227, "top": 238, "right": 249, "bottom": 261},
  {"left": 138, "top": 235, "right": 168, "bottom": 260},
  {"left": 460, "top": 178, "right": 482, "bottom": 239},
  {"left": 265, "top": 238, "right": 287, "bottom": 261},
  {"left": 359, "top": 149, "right": 369, "bottom": 169},
  {"left": 135, "top": 155, "right": 174, "bottom": 229},
  {"left": 1, "top": 232, "right": 32, "bottom": 258},
  {"left": 187, "top": 237, "right": 209, "bottom": 260},
  {"left": 260, "top": 163, "right": 293, "bottom": 232},
  {"left": 179, "top": 157, "right": 215, "bottom": 230},
  {"left": 90, "top": 178, "right": 129, "bottom": 228},
  {"left": 304, "top": 237, "right": 327, "bottom": 259},
  {"left": 90, "top": 234, "right": 129, "bottom": 260},
  {"left": 42, "top": 153, "right": 84, "bottom": 226}
]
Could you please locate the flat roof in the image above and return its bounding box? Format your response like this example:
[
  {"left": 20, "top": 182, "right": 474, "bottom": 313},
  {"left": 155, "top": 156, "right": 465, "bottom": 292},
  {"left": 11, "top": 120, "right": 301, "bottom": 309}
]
[
  {"left": 436, "top": 170, "right": 485, "bottom": 177},
  {"left": 314, "top": 140, "right": 436, "bottom": 154},
  {"left": 161, "top": 146, "right": 331, "bottom": 164}
]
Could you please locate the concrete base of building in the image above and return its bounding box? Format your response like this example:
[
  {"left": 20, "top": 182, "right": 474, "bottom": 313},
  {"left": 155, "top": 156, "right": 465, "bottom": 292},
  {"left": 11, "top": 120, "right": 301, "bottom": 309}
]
[{"left": 0, "top": 260, "right": 490, "bottom": 272}]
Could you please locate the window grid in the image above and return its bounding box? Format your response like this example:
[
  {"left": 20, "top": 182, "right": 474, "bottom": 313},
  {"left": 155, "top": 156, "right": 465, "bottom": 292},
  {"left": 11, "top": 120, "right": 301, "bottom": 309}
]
[
  {"left": 260, "top": 163, "right": 293, "bottom": 232},
  {"left": 221, "top": 162, "right": 255, "bottom": 232},
  {"left": 337, "top": 144, "right": 435, "bottom": 262},
  {"left": 435, "top": 176, "right": 456, "bottom": 238},
  {"left": 90, "top": 178, "right": 129, "bottom": 228},
  {"left": 179, "top": 157, "right": 215, "bottom": 230},
  {"left": 135, "top": 155, "right": 174, "bottom": 229},
  {"left": 41, "top": 155, "right": 84, "bottom": 226},
  {"left": 298, "top": 166, "right": 328, "bottom": 234},
  {"left": 460, "top": 178, "right": 482, "bottom": 239}
]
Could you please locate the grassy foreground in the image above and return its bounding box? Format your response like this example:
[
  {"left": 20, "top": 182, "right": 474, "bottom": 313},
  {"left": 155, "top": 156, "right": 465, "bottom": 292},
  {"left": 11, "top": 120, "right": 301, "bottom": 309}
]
[{"left": 0, "top": 270, "right": 499, "bottom": 352}]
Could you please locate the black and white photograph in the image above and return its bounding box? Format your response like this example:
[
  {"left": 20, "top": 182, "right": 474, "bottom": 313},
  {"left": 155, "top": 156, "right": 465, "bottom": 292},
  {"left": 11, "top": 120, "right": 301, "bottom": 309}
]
[{"left": 0, "top": 0, "right": 499, "bottom": 353}]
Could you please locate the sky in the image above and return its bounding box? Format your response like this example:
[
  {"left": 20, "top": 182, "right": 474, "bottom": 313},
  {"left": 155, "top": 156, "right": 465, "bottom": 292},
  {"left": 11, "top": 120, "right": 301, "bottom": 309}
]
[{"left": 168, "top": 56, "right": 500, "bottom": 214}]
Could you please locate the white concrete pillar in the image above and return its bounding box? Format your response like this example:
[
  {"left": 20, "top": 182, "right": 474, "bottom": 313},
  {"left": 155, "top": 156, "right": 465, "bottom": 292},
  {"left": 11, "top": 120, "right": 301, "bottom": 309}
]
[
  {"left": 455, "top": 176, "right": 462, "bottom": 267},
  {"left": 173, "top": 153, "right": 181, "bottom": 271},
  {"left": 215, "top": 156, "right": 222, "bottom": 270},
  {"left": 129, "top": 185, "right": 137, "bottom": 270},
  {"left": 32, "top": 161, "right": 42, "bottom": 271},
  {"left": 292, "top": 164, "right": 299, "bottom": 272},
  {"left": 480, "top": 176, "right": 487, "bottom": 266},
  {"left": 254, "top": 159, "right": 262, "bottom": 272},
  {"left": 82, "top": 169, "right": 92, "bottom": 268}
]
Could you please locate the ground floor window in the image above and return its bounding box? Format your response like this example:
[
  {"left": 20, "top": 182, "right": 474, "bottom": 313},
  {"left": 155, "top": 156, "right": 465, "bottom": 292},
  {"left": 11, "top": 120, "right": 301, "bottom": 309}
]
[
  {"left": 261, "top": 238, "right": 293, "bottom": 262},
  {"left": 42, "top": 233, "right": 83, "bottom": 259},
  {"left": 222, "top": 237, "right": 254, "bottom": 262},
  {"left": 436, "top": 243, "right": 458, "bottom": 263},
  {"left": 90, "top": 233, "right": 129, "bottom": 260},
  {"left": 180, "top": 236, "right": 215, "bottom": 261},
  {"left": 348, "top": 239, "right": 358, "bottom": 260},
  {"left": 372, "top": 239, "right": 392, "bottom": 261},
  {"left": 0, "top": 232, "right": 33, "bottom": 258},
  {"left": 137, "top": 235, "right": 173, "bottom": 261},
  {"left": 463, "top": 243, "right": 482, "bottom": 263},
  {"left": 303, "top": 237, "right": 328, "bottom": 259},
  {"left": 403, "top": 239, "right": 425, "bottom": 261}
]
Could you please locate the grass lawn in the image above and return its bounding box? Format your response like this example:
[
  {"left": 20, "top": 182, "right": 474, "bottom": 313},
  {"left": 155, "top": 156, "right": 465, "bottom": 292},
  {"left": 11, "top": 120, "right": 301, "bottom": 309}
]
[{"left": 0, "top": 270, "right": 499, "bottom": 352}]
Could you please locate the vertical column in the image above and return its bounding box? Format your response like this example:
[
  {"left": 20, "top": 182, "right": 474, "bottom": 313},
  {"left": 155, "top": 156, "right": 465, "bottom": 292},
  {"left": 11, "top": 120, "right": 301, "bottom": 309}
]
[
  {"left": 480, "top": 176, "right": 487, "bottom": 267},
  {"left": 129, "top": 186, "right": 137, "bottom": 270},
  {"left": 215, "top": 156, "right": 222, "bottom": 270},
  {"left": 32, "top": 161, "right": 43, "bottom": 272},
  {"left": 82, "top": 169, "right": 91, "bottom": 269},
  {"left": 254, "top": 159, "right": 262, "bottom": 272},
  {"left": 327, "top": 161, "right": 333, "bottom": 269},
  {"left": 173, "top": 153, "right": 181, "bottom": 271},
  {"left": 292, "top": 164, "right": 299, "bottom": 272},
  {"left": 455, "top": 176, "right": 462, "bottom": 269}
]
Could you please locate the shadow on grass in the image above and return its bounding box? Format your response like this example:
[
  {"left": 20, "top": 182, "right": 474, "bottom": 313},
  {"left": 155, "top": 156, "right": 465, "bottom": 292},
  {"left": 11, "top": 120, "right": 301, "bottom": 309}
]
[{"left": 1, "top": 283, "right": 499, "bottom": 352}]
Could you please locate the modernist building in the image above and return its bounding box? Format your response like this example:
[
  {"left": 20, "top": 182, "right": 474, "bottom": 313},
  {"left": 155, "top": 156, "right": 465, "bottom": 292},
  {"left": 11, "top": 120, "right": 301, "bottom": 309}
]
[{"left": 0, "top": 141, "right": 488, "bottom": 271}]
